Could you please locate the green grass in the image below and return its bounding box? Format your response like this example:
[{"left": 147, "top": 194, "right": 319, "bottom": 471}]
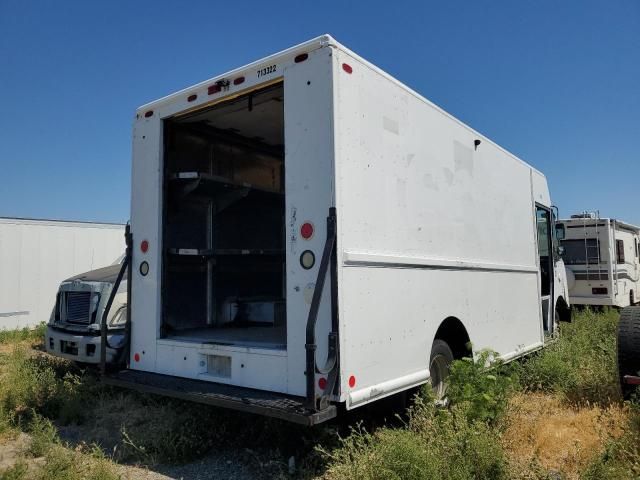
[
  {"left": 0, "top": 323, "right": 46, "bottom": 346},
  {"left": 0, "top": 462, "right": 28, "bottom": 480},
  {"left": 324, "top": 390, "right": 508, "bottom": 480},
  {"left": 0, "top": 346, "right": 92, "bottom": 425},
  {"left": 520, "top": 307, "right": 620, "bottom": 404}
]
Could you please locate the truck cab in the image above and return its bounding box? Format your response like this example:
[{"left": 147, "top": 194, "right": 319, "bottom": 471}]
[{"left": 45, "top": 260, "right": 127, "bottom": 365}]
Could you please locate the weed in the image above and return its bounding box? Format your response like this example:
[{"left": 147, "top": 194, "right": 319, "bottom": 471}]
[
  {"left": 0, "top": 461, "right": 28, "bottom": 480},
  {"left": 324, "top": 392, "right": 507, "bottom": 480},
  {"left": 446, "top": 349, "right": 519, "bottom": 424},
  {"left": 0, "top": 347, "right": 91, "bottom": 426},
  {"left": 520, "top": 308, "right": 619, "bottom": 404},
  {"left": 26, "top": 413, "right": 59, "bottom": 457},
  {"left": 581, "top": 400, "right": 640, "bottom": 479},
  {"left": 0, "top": 323, "right": 46, "bottom": 346}
]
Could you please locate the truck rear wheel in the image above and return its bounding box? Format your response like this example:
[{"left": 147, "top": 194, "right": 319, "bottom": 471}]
[
  {"left": 430, "top": 339, "right": 454, "bottom": 400},
  {"left": 618, "top": 306, "right": 640, "bottom": 399}
]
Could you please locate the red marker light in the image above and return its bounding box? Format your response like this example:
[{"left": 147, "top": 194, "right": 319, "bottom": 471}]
[
  {"left": 300, "top": 222, "right": 314, "bottom": 240},
  {"left": 294, "top": 53, "right": 308, "bottom": 63},
  {"left": 134, "top": 353, "right": 140, "bottom": 362},
  {"left": 208, "top": 84, "right": 221, "bottom": 95},
  {"left": 233, "top": 76, "right": 245, "bottom": 85},
  {"left": 342, "top": 63, "right": 353, "bottom": 74},
  {"left": 187, "top": 94, "right": 197, "bottom": 102},
  {"left": 318, "top": 377, "right": 327, "bottom": 390},
  {"left": 140, "top": 240, "right": 149, "bottom": 253},
  {"left": 144, "top": 110, "right": 153, "bottom": 118},
  {"left": 348, "top": 375, "right": 356, "bottom": 388}
]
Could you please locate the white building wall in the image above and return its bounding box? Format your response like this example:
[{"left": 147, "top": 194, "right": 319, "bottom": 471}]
[{"left": 0, "top": 218, "right": 125, "bottom": 329}]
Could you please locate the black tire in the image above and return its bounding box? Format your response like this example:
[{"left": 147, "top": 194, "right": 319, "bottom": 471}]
[
  {"left": 618, "top": 306, "right": 640, "bottom": 399},
  {"left": 430, "top": 339, "right": 454, "bottom": 400}
]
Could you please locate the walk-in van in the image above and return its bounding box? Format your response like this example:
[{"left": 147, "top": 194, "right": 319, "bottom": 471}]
[{"left": 103, "top": 35, "right": 569, "bottom": 424}]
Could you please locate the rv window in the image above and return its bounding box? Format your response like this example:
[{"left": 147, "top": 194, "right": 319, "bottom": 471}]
[
  {"left": 616, "top": 239, "right": 625, "bottom": 264},
  {"left": 560, "top": 238, "right": 601, "bottom": 265}
]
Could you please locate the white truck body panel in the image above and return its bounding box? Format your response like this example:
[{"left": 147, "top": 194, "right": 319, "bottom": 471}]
[
  {"left": 560, "top": 217, "right": 640, "bottom": 307},
  {"left": 129, "top": 35, "right": 566, "bottom": 411},
  {"left": 0, "top": 217, "right": 124, "bottom": 330}
]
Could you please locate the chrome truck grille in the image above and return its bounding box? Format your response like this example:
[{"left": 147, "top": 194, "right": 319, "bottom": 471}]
[{"left": 64, "top": 292, "right": 93, "bottom": 324}]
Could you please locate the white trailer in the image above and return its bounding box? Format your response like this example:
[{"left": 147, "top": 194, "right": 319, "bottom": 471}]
[
  {"left": 0, "top": 217, "right": 125, "bottom": 330},
  {"left": 103, "top": 35, "right": 569, "bottom": 424},
  {"left": 558, "top": 213, "right": 640, "bottom": 307}
]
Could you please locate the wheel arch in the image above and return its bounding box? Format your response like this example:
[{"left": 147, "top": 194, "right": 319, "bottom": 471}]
[
  {"left": 434, "top": 316, "right": 471, "bottom": 360},
  {"left": 556, "top": 295, "right": 572, "bottom": 322}
]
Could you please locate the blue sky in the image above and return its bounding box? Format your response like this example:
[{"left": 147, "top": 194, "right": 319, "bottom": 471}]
[{"left": 1, "top": 0, "right": 638, "bottom": 224}]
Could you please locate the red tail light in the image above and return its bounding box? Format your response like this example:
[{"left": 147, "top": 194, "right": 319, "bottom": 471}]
[
  {"left": 300, "top": 222, "right": 314, "bottom": 239},
  {"left": 342, "top": 63, "right": 353, "bottom": 74}
]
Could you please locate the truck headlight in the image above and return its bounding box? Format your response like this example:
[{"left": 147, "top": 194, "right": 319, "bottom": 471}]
[{"left": 108, "top": 306, "right": 127, "bottom": 327}]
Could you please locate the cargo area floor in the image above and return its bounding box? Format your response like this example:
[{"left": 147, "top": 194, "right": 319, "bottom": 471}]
[
  {"left": 166, "top": 325, "right": 286, "bottom": 349},
  {"left": 102, "top": 369, "right": 336, "bottom": 425}
]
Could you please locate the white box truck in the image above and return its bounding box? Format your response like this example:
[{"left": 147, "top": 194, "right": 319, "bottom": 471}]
[
  {"left": 558, "top": 213, "right": 640, "bottom": 307},
  {"left": 102, "top": 35, "right": 569, "bottom": 424},
  {"left": 0, "top": 217, "right": 124, "bottom": 330}
]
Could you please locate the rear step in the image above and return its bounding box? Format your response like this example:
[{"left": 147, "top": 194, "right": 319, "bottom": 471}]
[{"left": 102, "top": 369, "right": 337, "bottom": 426}]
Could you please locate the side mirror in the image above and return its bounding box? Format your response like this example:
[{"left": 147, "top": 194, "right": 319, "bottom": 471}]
[{"left": 555, "top": 224, "right": 566, "bottom": 240}]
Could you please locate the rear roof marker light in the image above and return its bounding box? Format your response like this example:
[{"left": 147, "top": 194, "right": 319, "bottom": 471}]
[
  {"left": 233, "top": 76, "right": 245, "bottom": 85},
  {"left": 294, "top": 53, "right": 308, "bottom": 63},
  {"left": 187, "top": 94, "right": 197, "bottom": 102},
  {"left": 342, "top": 63, "right": 353, "bottom": 74},
  {"left": 144, "top": 110, "right": 153, "bottom": 118},
  {"left": 208, "top": 84, "right": 221, "bottom": 95}
]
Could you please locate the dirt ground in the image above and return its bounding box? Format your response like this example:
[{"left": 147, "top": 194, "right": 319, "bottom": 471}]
[
  {"left": 503, "top": 392, "right": 628, "bottom": 479},
  {"left": 0, "top": 432, "right": 255, "bottom": 480}
]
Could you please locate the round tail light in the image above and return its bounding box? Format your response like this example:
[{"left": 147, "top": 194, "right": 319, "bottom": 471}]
[{"left": 300, "top": 222, "right": 314, "bottom": 239}]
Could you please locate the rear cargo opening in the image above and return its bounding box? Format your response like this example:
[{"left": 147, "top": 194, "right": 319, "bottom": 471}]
[{"left": 161, "top": 82, "right": 286, "bottom": 349}]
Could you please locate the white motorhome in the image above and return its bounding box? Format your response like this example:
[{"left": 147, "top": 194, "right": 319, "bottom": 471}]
[
  {"left": 103, "top": 35, "right": 569, "bottom": 424},
  {"left": 558, "top": 213, "right": 640, "bottom": 308}
]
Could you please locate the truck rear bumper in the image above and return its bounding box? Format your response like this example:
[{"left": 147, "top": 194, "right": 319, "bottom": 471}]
[
  {"left": 102, "top": 369, "right": 337, "bottom": 426},
  {"left": 45, "top": 326, "right": 122, "bottom": 364},
  {"left": 569, "top": 295, "right": 617, "bottom": 306}
]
